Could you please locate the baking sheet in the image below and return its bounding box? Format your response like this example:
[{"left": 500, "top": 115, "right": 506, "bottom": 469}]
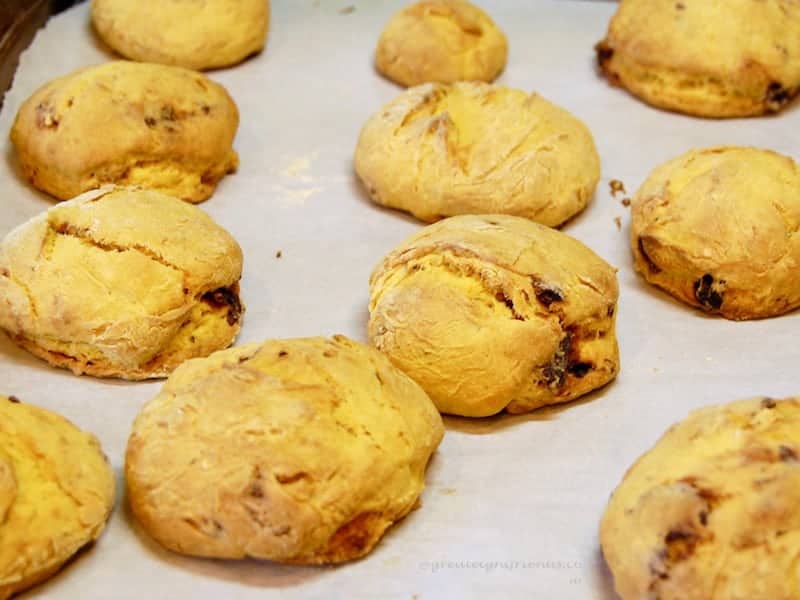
[{"left": 1, "top": 1, "right": 799, "bottom": 598}]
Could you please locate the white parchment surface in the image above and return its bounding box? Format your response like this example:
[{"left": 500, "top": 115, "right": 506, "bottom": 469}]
[{"left": 1, "top": 2, "right": 799, "bottom": 599}]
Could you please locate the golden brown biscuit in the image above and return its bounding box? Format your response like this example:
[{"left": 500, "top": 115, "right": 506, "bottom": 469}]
[
  {"left": 91, "top": 0, "right": 269, "bottom": 71},
  {"left": 601, "top": 396, "right": 800, "bottom": 600},
  {"left": 0, "top": 395, "right": 115, "bottom": 600},
  {"left": 126, "top": 335, "right": 443, "bottom": 564},
  {"left": 355, "top": 82, "right": 600, "bottom": 226},
  {"left": 375, "top": 0, "right": 507, "bottom": 87},
  {"left": 596, "top": 0, "right": 800, "bottom": 118},
  {"left": 0, "top": 186, "right": 244, "bottom": 379},
  {"left": 10, "top": 61, "right": 239, "bottom": 202},
  {"left": 368, "top": 214, "right": 619, "bottom": 417},
  {"left": 631, "top": 146, "right": 800, "bottom": 320}
]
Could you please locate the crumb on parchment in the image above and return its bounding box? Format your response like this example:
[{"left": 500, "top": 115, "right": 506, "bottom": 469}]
[{"left": 609, "top": 179, "right": 626, "bottom": 197}]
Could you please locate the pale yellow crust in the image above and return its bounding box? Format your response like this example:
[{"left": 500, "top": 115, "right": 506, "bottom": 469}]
[
  {"left": 0, "top": 186, "right": 244, "bottom": 379},
  {"left": 375, "top": 0, "right": 507, "bottom": 87},
  {"left": 354, "top": 82, "right": 600, "bottom": 226},
  {"left": 601, "top": 397, "right": 800, "bottom": 600},
  {"left": 91, "top": 0, "right": 269, "bottom": 71},
  {"left": 125, "top": 336, "right": 444, "bottom": 564},
  {"left": 368, "top": 214, "right": 619, "bottom": 417},
  {"left": 596, "top": 0, "right": 800, "bottom": 118},
  {"left": 10, "top": 61, "right": 239, "bottom": 202},
  {"left": 630, "top": 146, "right": 800, "bottom": 320},
  {"left": 0, "top": 395, "right": 115, "bottom": 600}
]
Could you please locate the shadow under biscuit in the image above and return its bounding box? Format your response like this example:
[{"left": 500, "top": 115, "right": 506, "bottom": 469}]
[
  {"left": 628, "top": 271, "right": 755, "bottom": 322},
  {"left": 0, "top": 332, "right": 55, "bottom": 372},
  {"left": 0, "top": 332, "right": 154, "bottom": 391},
  {"left": 553, "top": 188, "right": 598, "bottom": 232},
  {"left": 3, "top": 144, "right": 55, "bottom": 206},
  {"left": 442, "top": 379, "right": 619, "bottom": 435},
  {"left": 24, "top": 539, "right": 102, "bottom": 598},
  {"left": 347, "top": 303, "right": 371, "bottom": 345},
  {"left": 592, "top": 546, "right": 619, "bottom": 600},
  {"left": 346, "top": 162, "right": 421, "bottom": 227},
  {"left": 120, "top": 487, "right": 330, "bottom": 588},
  {"left": 84, "top": 16, "right": 118, "bottom": 61},
  {"left": 777, "top": 94, "right": 800, "bottom": 117},
  {"left": 621, "top": 226, "right": 722, "bottom": 322}
]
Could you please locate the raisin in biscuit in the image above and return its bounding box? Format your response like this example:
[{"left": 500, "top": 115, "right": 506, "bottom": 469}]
[
  {"left": 10, "top": 60, "right": 238, "bottom": 202},
  {"left": 631, "top": 147, "right": 800, "bottom": 320},
  {"left": 368, "top": 214, "right": 619, "bottom": 417},
  {"left": 126, "top": 336, "right": 443, "bottom": 564},
  {"left": 596, "top": 0, "right": 800, "bottom": 118},
  {"left": 355, "top": 82, "right": 600, "bottom": 226},
  {"left": 91, "top": 0, "right": 269, "bottom": 71},
  {"left": 375, "top": 0, "right": 507, "bottom": 87},
  {"left": 0, "top": 186, "right": 244, "bottom": 379},
  {"left": 601, "top": 397, "right": 800, "bottom": 600},
  {"left": 0, "top": 395, "right": 115, "bottom": 600}
]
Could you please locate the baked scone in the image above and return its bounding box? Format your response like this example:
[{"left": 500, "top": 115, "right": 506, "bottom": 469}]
[
  {"left": 596, "top": 0, "right": 800, "bottom": 118},
  {"left": 355, "top": 82, "right": 600, "bottom": 226},
  {"left": 631, "top": 146, "right": 800, "bottom": 320},
  {"left": 91, "top": 0, "right": 269, "bottom": 71},
  {"left": 10, "top": 60, "right": 239, "bottom": 202},
  {"left": 601, "top": 396, "right": 800, "bottom": 600},
  {"left": 368, "top": 214, "right": 619, "bottom": 417},
  {"left": 126, "top": 335, "right": 443, "bottom": 564},
  {"left": 0, "top": 186, "right": 244, "bottom": 379},
  {"left": 0, "top": 395, "right": 115, "bottom": 600},
  {"left": 375, "top": 0, "right": 507, "bottom": 87}
]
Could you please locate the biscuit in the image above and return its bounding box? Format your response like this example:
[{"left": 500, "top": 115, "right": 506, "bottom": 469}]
[
  {"left": 601, "top": 396, "right": 800, "bottom": 600},
  {"left": 91, "top": 0, "right": 269, "bottom": 71},
  {"left": 630, "top": 147, "right": 800, "bottom": 320},
  {"left": 355, "top": 82, "right": 600, "bottom": 226},
  {"left": 0, "top": 186, "right": 244, "bottom": 379},
  {"left": 596, "top": 0, "right": 800, "bottom": 118},
  {"left": 0, "top": 395, "right": 115, "bottom": 600},
  {"left": 125, "top": 335, "right": 443, "bottom": 564},
  {"left": 375, "top": 0, "right": 507, "bottom": 87},
  {"left": 368, "top": 214, "right": 619, "bottom": 417},
  {"left": 10, "top": 60, "right": 239, "bottom": 202}
]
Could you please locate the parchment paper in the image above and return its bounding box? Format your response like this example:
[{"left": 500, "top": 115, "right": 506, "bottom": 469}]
[{"left": 1, "top": 2, "right": 799, "bottom": 599}]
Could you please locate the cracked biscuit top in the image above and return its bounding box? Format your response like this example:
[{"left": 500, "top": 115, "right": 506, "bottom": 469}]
[
  {"left": 354, "top": 81, "right": 600, "bottom": 227},
  {"left": 0, "top": 186, "right": 244, "bottom": 379},
  {"left": 10, "top": 60, "right": 239, "bottom": 203},
  {"left": 0, "top": 395, "right": 115, "bottom": 600},
  {"left": 368, "top": 214, "right": 619, "bottom": 417},
  {"left": 125, "top": 335, "right": 444, "bottom": 564},
  {"left": 601, "top": 397, "right": 800, "bottom": 600},
  {"left": 375, "top": 0, "right": 507, "bottom": 87},
  {"left": 91, "top": 0, "right": 269, "bottom": 71},
  {"left": 631, "top": 146, "right": 800, "bottom": 320},
  {"left": 596, "top": 0, "right": 800, "bottom": 118}
]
